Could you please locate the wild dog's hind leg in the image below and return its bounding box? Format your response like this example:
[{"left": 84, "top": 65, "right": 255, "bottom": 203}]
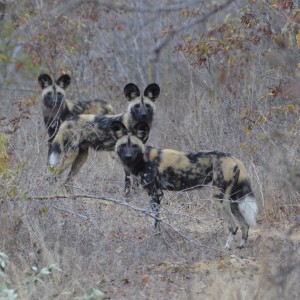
[
  {"left": 213, "top": 188, "right": 238, "bottom": 249},
  {"left": 230, "top": 202, "right": 249, "bottom": 248},
  {"left": 212, "top": 162, "right": 240, "bottom": 249},
  {"left": 64, "top": 146, "right": 89, "bottom": 192}
]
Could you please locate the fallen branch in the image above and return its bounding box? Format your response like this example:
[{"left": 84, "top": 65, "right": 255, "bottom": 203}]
[
  {"left": 30, "top": 192, "right": 254, "bottom": 260},
  {"left": 31, "top": 193, "right": 156, "bottom": 218}
]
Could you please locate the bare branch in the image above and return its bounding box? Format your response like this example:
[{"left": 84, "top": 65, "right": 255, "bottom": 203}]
[
  {"left": 18, "top": 0, "right": 207, "bottom": 35},
  {"left": 58, "top": 0, "right": 208, "bottom": 14},
  {"left": 150, "top": 0, "right": 236, "bottom": 62}
]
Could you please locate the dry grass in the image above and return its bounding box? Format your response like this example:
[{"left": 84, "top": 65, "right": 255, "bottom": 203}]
[{"left": 1, "top": 84, "right": 299, "bottom": 299}]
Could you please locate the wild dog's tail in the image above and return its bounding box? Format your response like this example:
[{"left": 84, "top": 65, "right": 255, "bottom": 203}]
[
  {"left": 239, "top": 193, "right": 257, "bottom": 226},
  {"left": 233, "top": 160, "right": 258, "bottom": 226},
  {"left": 49, "top": 139, "right": 63, "bottom": 167},
  {"left": 48, "top": 127, "right": 65, "bottom": 168},
  {"left": 48, "top": 118, "right": 83, "bottom": 168}
]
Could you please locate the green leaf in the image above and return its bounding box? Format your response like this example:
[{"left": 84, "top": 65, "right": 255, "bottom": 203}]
[
  {"left": 0, "top": 53, "right": 9, "bottom": 62},
  {"left": 48, "top": 263, "right": 62, "bottom": 272},
  {"left": 33, "top": 277, "right": 45, "bottom": 284},
  {"left": 1, "top": 289, "right": 18, "bottom": 300},
  {"left": 39, "top": 267, "right": 51, "bottom": 275},
  {"left": 0, "top": 271, "right": 7, "bottom": 277}
]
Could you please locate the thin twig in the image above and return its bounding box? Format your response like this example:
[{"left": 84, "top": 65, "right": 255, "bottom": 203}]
[{"left": 51, "top": 204, "right": 103, "bottom": 232}]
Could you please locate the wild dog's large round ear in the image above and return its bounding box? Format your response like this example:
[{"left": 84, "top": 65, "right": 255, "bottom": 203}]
[
  {"left": 56, "top": 74, "right": 71, "bottom": 89},
  {"left": 132, "top": 121, "right": 150, "bottom": 142},
  {"left": 111, "top": 121, "right": 128, "bottom": 140},
  {"left": 38, "top": 74, "right": 52, "bottom": 89},
  {"left": 124, "top": 83, "right": 140, "bottom": 101},
  {"left": 144, "top": 83, "right": 160, "bottom": 101}
]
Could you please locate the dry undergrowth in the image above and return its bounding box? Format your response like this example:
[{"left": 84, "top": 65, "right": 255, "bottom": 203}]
[{"left": 1, "top": 134, "right": 299, "bottom": 299}]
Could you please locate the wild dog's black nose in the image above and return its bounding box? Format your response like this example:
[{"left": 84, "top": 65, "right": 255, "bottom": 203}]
[
  {"left": 124, "top": 153, "right": 132, "bottom": 161},
  {"left": 139, "top": 106, "right": 147, "bottom": 116}
]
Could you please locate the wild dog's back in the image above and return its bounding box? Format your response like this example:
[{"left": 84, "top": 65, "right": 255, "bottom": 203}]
[{"left": 67, "top": 99, "right": 113, "bottom": 116}]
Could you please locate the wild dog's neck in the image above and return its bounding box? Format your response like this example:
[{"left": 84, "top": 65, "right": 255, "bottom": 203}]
[
  {"left": 143, "top": 146, "right": 156, "bottom": 162},
  {"left": 60, "top": 104, "right": 71, "bottom": 119},
  {"left": 127, "top": 114, "right": 152, "bottom": 127}
]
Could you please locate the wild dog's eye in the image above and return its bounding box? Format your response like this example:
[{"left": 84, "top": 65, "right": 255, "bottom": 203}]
[
  {"left": 57, "top": 92, "right": 63, "bottom": 97},
  {"left": 134, "top": 104, "right": 140, "bottom": 108},
  {"left": 133, "top": 144, "right": 139, "bottom": 148},
  {"left": 145, "top": 104, "right": 151, "bottom": 108},
  {"left": 47, "top": 92, "right": 52, "bottom": 96}
]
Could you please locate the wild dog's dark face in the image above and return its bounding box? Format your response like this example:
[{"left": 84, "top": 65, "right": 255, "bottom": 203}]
[
  {"left": 38, "top": 73, "right": 71, "bottom": 108},
  {"left": 116, "top": 135, "right": 143, "bottom": 165},
  {"left": 112, "top": 121, "right": 148, "bottom": 166},
  {"left": 124, "top": 83, "right": 160, "bottom": 123}
]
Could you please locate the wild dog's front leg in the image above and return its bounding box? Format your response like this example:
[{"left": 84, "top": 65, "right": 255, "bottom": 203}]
[
  {"left": 47, "top": 141, "right": 53, "bottom": 162},
  {"left": 150, "top": 190, "right": 163, "bottom": 229},
  {"left": 124, "top": 170, "right": 132, "bottom": 198},
  {"left": 124, "top": 171, "right": 139, "bottom": 199},
  {"left": 140, "top": 165, "right": 163, "bottom": 229}
]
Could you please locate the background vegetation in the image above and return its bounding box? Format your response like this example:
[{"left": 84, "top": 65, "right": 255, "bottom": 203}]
[{"left": 0, "top": 0, "right": 299, "bottom": 299}]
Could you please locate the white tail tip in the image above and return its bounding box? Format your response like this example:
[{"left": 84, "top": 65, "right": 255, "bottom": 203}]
[
  {"left": 239, "top": 195, "right": 257, "bottom": 226},
  {"left": 49, "top": 152, "right": 59, "bottom": 167}
]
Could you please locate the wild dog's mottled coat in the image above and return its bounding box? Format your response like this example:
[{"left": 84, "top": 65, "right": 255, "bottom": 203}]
[
  {"left": 113, "top": 121, "right": 258, "bottom": 249},
  {"left": 49, "top": 83, "right": 160, "bottom": 191},
  {"left": 38, "top": 73, "right": 113, "bottom": 156}
]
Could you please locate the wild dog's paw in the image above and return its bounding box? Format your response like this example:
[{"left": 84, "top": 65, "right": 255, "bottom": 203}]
[
  {"left": 224, "top": 232, "right": 235, "bottom": 250},
  {"left": 124, "top": 188, "right": 132, "bottom": 201},
  {"left": 237, "top": 239, "right": 246, "bottom": 249},
  {"left": 47, "top": 165, "right": 60, "bottom": 174}
]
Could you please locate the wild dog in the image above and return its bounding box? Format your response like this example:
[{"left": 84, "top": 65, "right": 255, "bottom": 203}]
[
  {"left": 112, "top": 121, "right": 258, "bottom": 249},
  {"left": 48, "top": 83, "right": 160, "bottom": 193},
  {"left": 38, "top": 73, "right": 114, "bottom": 157}
]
